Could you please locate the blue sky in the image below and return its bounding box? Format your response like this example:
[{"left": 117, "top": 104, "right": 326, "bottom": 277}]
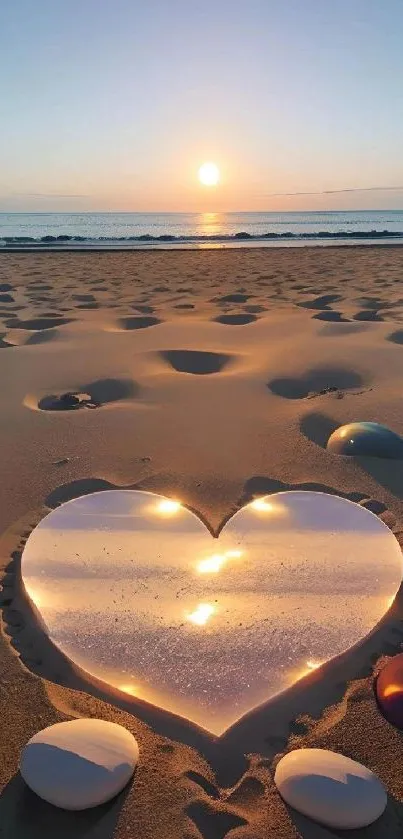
[{"left": 1, "top": 0, "right": 402, "bottom": 212}]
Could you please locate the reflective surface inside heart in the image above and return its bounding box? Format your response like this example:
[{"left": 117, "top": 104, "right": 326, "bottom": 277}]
[{"left": 21, "top": 490, "right": 402, "bottom": 735}]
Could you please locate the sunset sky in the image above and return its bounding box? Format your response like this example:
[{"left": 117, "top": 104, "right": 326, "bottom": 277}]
[{"left": 1, "top": 0, "right": 403, "bottom": 213}]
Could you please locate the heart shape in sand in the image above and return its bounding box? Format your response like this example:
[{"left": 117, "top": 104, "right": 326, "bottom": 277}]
[{"left": 21, "top": 490, "right": 402, "bottom": 735}]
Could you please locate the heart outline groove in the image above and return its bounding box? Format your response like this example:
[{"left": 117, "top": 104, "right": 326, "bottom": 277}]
[{"left": 21, "top": 489, "right": 402, "bottom": 735}]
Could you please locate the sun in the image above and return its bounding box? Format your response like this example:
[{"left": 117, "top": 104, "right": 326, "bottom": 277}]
[{"left": 198, "top": 162, "right": 220, "bottom": 187}]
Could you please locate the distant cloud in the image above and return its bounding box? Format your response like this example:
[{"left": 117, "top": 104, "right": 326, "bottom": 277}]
[{"left": 267, "top": 186, "right": 403, "bottom": 197}]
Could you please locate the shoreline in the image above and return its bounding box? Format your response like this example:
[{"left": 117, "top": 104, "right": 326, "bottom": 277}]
[{"left": 2, "top": 239, "right": 403, "bottom": 253}]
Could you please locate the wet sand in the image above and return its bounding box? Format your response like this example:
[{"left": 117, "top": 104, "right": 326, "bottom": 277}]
[{"left": 1, "top": 246, "right": 403, "bottom": 838}]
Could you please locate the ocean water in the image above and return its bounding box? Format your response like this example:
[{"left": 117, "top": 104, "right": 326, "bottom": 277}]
[{"left": 1, "top": 210, "right": 403, "bottom": 248}]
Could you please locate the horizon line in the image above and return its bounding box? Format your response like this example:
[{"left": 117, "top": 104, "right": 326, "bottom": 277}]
[{"left": 1, "top": 207, "right": 403, "bottom": 216}]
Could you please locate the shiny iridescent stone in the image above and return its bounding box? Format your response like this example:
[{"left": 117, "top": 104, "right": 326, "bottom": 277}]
[
  {"left": 327, "top": 421, "right": 403, "bottom": 458},
  {"left": 376, "top": 653, "right": 403, "bottom": 730}
]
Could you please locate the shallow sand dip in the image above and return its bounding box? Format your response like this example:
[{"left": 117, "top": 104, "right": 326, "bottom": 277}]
[{"left": 1, "top": 245, "right": 403, "bottom": 838}]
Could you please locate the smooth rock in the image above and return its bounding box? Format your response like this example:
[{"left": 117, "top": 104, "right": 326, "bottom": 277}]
[
  {"left": 327, "top": 421, "right": 403, "bottom": 458},
  {"left": 376, "top": 653, "right": 403, "bottom": 729},
  {"left": 274, "top": 748, "right": 387, "bottom": 829},
  {"left": 20, "top": 719, "right": 139, "bottom": 809}
]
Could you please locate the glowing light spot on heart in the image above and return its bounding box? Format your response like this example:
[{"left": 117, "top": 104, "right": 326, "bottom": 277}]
[
  {"left": 198, "top": 554, "right": 226, "bottom": 573},
  {"left": 197, "top": 549, "right": 243, "bottom": 574},
  {"left": 250, "top": 497, "right": 273, "bottom": 512},
  {"left": 187, "top": 603, "right": 215, "bottom": 626},
  {"left": 24, "top": 586, "right": 43, "bottom": 608},
  {"left": 119, "top": 684, "right": 138, "bottom": 696},
  {"left": 306, "top": 659, "right": 321, "bottom": 671},
  {"left": 155, "top": 499, "right": 181, "bottom": 516}
]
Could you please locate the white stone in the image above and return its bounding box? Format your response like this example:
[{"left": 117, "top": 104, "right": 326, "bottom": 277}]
[
  {"left": 20, "top": 719, "right": 139, "bottom": 810},
  {"left": 274, "top": 748, "right": 387, "bottom": 829}
]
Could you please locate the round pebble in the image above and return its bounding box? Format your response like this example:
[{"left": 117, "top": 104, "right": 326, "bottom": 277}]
[
  {"left": 327, "top": 421, "right": 403, "bottom": 458},
  {"left": 274, "top": 748, "right": 387, "bottom": 829},
  {"left": 20, "top": 719, "right": 139, "bottom": 810},
  {"left": 376, "top": 653, "right": 403, "bottom": 729}
]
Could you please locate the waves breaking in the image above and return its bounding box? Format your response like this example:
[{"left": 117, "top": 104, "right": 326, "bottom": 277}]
[{"left": 1, "top": 229, "right": 403, "bottom": 247}]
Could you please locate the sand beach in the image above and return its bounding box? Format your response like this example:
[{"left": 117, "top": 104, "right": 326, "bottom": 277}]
[{"left": 1, "top": 245, "right": 403, "bottom": 837}]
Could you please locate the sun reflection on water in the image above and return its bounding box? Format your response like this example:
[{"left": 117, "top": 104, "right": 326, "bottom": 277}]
[{"left": 199, "top": 212, "right": 223, "bottom": 237}]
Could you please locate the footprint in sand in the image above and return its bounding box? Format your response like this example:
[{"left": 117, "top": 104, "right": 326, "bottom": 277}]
[
  {"left": 268, "top": 366, "right": 365, "bottom": 400},
  {"left": 26, "top": 294, "right": 51, "bottom": 303},
  {"left": 5, "top": 317, "right": 73, "bottom": 331},
  {"left": 72, "top": 294, "right": 96, "bottom": 303},
  {"left": 388, "top": 329, "right": 403, "bottom": 345},
  {"left": 132, "top": 304, "right": 155, "bottom": 314},
  {"left": 300, "top": 412, "right": 340, "bottom": 447},
  {"left": 212, "top": 292, "right": 250, "bottom": 304},
  {"left": 298, "top": 294, "right": 342, "bottom": 310},
  {"left": 353, "top": 310, "right": 384, "bottom": 322},
  {"left": 30, "top": 378, "right": 139, "bottom": 412},
  {"left": 244, "top": 304, "right": 267, "bottom": 313},
  {"left": 313, "top": 311, "right": 350, "bottom": 322},
  {"left": 118, "top": 316, "right": 161, "bottom": 330},
  {"left": 354, "top": 296, "right": 388, "bottom": 310},
  {"left": 184, "top": 771, "right": 220, "bottom": 799},
  {"left": 185, "top": 801, "right": 247, "bottom": 838},
  {"left": 161, "top": 349, "right": 233, "bottom": 375},
  {"left": 214, "top": 313, "right": 257, "bottom": 326},
  {"left": 0, "top": 310, "right": 18, "bottom": 319}
]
